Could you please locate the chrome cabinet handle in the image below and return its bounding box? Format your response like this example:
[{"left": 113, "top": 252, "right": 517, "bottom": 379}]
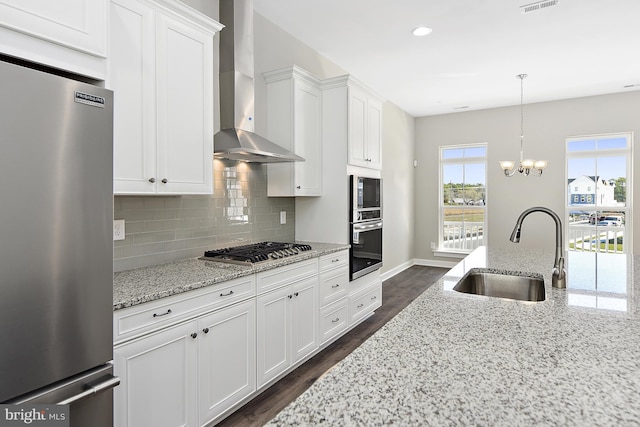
[
  {"left": 220, "top": 290, "right": 234, "bottom": 297},
  {"left": 148, "top": 177, "right": 156, "bottom": 183},
  {"left": 296, "top": 185, "right": 301, "bottom": 189},
  {"left": 357, "top": 303, "right": 364, "bottom": 308},
  {"left": 202, "top": 328, "right": 209, "bottom": 334},
  {"left": 191, "top": 333, "right": 198, "bottom": 339},
  {"left": 331, "top": 284, "right": 340, "bottom": 289},
  {"left": 331, "top": 317, "right": 340, "bottom": 323},
  {"left": 294, "top": 292, "right": 299, "bottom": 296},
  {"left": 331, "top": 259, "right": 340, "bottom": 263},
  {"left": 371, "top": 296, "right": 377, "bottom": 300},
  {"left": 288, "top": 294, "right": 293, "bottom": 299},
  {"left": 153, "top": 309, "right": 172, "bottom": 318},
  {"left": 161, "top": 178, "right": 168, "bottom": 183}
]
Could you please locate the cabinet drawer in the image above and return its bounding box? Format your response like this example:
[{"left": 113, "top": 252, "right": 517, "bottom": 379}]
[
  {"left": 319, "top": 297, "right": 348, "bottom": 345},
  {"left": 349, "top": 283, "right": 382, "bottom": 325},
  {"left": 319, "top": 250, "right": 349, "bottom": 272},
  {"left": 257, "top": 258, "right": 318, "bottom": 294},
  {"left": 114, "top": 276, "right": 255, "bottom": 343},
  {"left": 318, "top": 267, "right": 349, "bottom": 307}
]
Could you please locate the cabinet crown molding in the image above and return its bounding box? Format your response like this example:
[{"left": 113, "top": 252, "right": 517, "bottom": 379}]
[
  {"left": 321, "top": 74, "right": 385, "bottom": 102},
  {"left": 141, "top": 0, "right": 224, "bottom": 33},
  {"left": 263, "top": 64, "right": 321, "bottom": 86}
]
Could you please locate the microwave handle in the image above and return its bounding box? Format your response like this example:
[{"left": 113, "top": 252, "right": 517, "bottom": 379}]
[{"left": 353, "top": 221, "right": 383, "bottom": 231}]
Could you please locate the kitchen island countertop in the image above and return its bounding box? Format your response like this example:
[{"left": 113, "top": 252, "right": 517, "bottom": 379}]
[
  {"left": 113, "top": 242, "right": 349, "bottom": 310},
  {"left": 267, "top": 246, "right": 640, "bottom": 426}
]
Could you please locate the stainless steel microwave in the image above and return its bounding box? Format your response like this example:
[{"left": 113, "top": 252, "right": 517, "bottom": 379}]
[{"left": 350, "top": 176, "right": 382, "bottom": 222}]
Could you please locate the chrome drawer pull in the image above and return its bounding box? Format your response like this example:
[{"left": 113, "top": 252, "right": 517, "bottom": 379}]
[
  {"left": 332, "top": 259, "right": 340, "bottom": 263},
  {"left": 331, "top": 284, "right": 340, "bottom": 289},
  {"left": 357, "top": 303, "right": 364, "bottom": 308},
  {"left": 371, "top": 296, "right": 377, "bottom": 300},
  {"left": 153, "top": 309, "right": 172, "bottom": 318},
  {"left": 331, "top": 317, "right": 340, "bottom": 323},
  {"left": 220, "top": 290, "right": 234, "bottom": 297}
]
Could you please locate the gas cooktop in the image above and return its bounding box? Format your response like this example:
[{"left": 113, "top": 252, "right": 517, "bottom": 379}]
[{"left": 201, "top": 242, "right": 313, "bottom": 264}]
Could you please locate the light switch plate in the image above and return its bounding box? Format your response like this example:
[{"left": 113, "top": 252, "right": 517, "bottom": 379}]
[{"left": 280, "top": 211, "right": 286, "bottom": 224}]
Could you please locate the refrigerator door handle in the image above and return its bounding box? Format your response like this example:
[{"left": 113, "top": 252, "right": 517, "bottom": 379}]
[{"left": 57, "top": 376, "right": 120, "bottom": 405}]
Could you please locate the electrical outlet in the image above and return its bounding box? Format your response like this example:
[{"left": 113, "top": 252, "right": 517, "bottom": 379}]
[
  {"left": 280, "top": 211, "right": 286, "bottom": 225},
  {"left": 113, "top": 219, "right": 125, "bottom": 241},
  {"left": 430, "top": 241, "right": 436, "bottom": 250}
]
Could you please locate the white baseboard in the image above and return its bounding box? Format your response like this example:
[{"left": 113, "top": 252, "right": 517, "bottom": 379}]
[
  {"left": 380, "top": 259, "right": 414, "bottom": 281},
  {"left": 413, "top": 258, "right": 458, "bottom": 269},
  {"left": 380, "top": 257, "right": 458, "bottom": 281}
]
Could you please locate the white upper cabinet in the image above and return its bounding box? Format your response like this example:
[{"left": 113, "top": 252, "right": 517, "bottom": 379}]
[
  {"left": 264, "top": 66, "right": 322, "bottom": 197},
  {"left": 0, "top": 0, "right": 108, "bottom": 78},
  {"left": 109, "top": 0, "right": 222, "bottom": 195},
  {"left": 348, "top": 81, "right": 383, "bottom": 170}
]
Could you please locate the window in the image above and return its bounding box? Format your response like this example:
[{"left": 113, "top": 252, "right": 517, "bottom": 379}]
[
  {"left": 439, "top": 144, "right": 487, "bottom": 253},
  {"left": 566, "top": 133, "right": 632, "bottom": 254}
]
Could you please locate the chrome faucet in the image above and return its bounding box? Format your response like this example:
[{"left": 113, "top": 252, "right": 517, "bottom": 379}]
[{"left": 510, "top": 207, "right": 567, "bottom": 289}]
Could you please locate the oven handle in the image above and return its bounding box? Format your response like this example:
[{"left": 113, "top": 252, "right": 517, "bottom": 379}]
[{"left": 352, "top": 221, "right": 383, "bottom": 231}]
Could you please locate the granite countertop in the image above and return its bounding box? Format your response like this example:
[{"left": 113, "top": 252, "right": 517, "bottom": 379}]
[
  {"left": 113, "top": 242, "right": 349, "bottom": 311},
  {"left": 267, "top": 246, "right": 640, "bottom": 426}
]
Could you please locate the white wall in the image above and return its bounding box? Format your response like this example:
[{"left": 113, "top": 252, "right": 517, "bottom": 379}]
[
  {"left": 415, "top": 90, "right": 640, "bottom": 263},
  {"left": 381, "top": 103, "right": 416, "bottom": 276}
]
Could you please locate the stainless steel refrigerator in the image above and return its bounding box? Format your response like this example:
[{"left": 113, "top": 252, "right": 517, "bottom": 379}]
[{"left": 0, "top": 58, "right": 118, "bottom": 425}]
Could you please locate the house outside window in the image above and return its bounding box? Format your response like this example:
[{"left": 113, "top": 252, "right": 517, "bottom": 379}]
[
  {"left": 439, "top": 144, "right": 487, "bottom": 253},
  {"left": 566, "top": 133, "right": 632, "bottom": 254}
]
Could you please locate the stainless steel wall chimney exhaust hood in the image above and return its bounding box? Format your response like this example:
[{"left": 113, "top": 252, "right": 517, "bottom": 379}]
[{"left": 214, "top": 0, "right": 304, "bottom": 163}]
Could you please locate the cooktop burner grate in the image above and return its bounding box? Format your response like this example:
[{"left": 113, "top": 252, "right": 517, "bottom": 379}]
[{"left": 203, "top": 242, "right": 312, "bottom": 264}]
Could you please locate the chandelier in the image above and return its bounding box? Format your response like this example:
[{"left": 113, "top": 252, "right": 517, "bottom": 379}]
[{"left": 499, "top": 74, "right": 548, "bottom": 176}]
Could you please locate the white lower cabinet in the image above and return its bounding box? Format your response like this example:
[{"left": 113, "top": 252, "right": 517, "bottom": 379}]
[
  {"left": 348, "top": 269, "right": 382, "bottom": 325},
  {"left": 256, "top": 275, "right": 318, "bottom": 388},
  {"left": 114, "top": 299, "right": 256, "bottom": 427},
  {"left": 114, "top": 320, "right": 199, "bottom": 427},
  {"left": 114, "top": 251, "right": 380, "bottom": 426},
  {"left": 197, "top": 300, "right": 256, "bottom": 424}
]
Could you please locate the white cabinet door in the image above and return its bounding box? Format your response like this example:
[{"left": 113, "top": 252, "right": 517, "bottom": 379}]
[
  {"left": 155, "top": 12, "right": 214, "bottom": 195},
  {"left": 290, "top": 275, "right": 319, "bottom": 363},
  {"left": 114, "top": 321, "right": 198, "bottom": 427},
  {"left": 197, "top": 300, "right": 256, "bottom": 425},
  {"left": 366, "top": 95, "right": 383, "bottom": 170},
  {"left": 265, "top": 66, "right": 322, "bottom": 197},
  {"left": 348, "top": 83, "right": 382, "bottom": 170},
  {"left": 256, "top": 286, "right": 291, "bottom": 388},
  {"left": 348, "top": 84, "right": 368, "bottom": 168},
  {"left": 110, "top": 0, "right": 157, "bottom": 194},
  {"left": 256, "top": 276, "right": 319, "bottom": 388},
  {"left": 0, "top": 0, "right": 107, "bottom": 56},
  {"left": 110, "top": 0, "right": 217, "bottom": 195},
  {"left": 292, "top": 78, "right": 322, "bottom": 195}
]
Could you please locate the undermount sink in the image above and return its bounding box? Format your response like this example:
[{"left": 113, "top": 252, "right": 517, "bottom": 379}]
[{"left": 453, "top": 268, "right": 546, "bottom": 302}]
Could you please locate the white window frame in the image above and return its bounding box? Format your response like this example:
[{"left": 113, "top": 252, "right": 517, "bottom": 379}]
[
  {"left": 437, "top": 143, "right": 487, "bottom": 257},
  {"left": 565, "top": 132, "right": 633, "bottom": 254}
]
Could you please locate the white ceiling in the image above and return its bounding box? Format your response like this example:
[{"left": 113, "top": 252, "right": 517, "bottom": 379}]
[{"left": 253, "top": 0, "right": 640, "bottom": 117}]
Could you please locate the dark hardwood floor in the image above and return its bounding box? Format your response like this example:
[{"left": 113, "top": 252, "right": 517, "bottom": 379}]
[{"left": 216, "top": 265, "right": 449, "bottom": 427}]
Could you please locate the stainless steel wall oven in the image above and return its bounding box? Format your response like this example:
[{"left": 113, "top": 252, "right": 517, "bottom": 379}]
[{"left": 350, "top": 176, "right": 382, "bottom": 280}]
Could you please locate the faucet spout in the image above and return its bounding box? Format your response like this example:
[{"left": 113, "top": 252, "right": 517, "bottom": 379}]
[{"left": 510, "top": 207, "right": 566, "bottom": 289}]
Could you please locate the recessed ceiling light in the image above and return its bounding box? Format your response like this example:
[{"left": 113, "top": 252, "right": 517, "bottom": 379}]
[{"left": 412, "top": 26, "right": 432, "bottom": 36}]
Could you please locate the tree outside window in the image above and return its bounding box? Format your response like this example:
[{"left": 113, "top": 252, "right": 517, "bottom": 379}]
[{"left": 439, "top": 144, "right": 487, "bottom": 253}]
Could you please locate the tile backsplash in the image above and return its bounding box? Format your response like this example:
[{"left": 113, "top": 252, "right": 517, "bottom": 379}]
[{"left": 113, "top": 160, "right": 295, "bottom": 272}]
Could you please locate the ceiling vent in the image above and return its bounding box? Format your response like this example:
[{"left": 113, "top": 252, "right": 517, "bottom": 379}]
[{"left": 520, "top": 0, "right": 559, "bottom": 14}]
